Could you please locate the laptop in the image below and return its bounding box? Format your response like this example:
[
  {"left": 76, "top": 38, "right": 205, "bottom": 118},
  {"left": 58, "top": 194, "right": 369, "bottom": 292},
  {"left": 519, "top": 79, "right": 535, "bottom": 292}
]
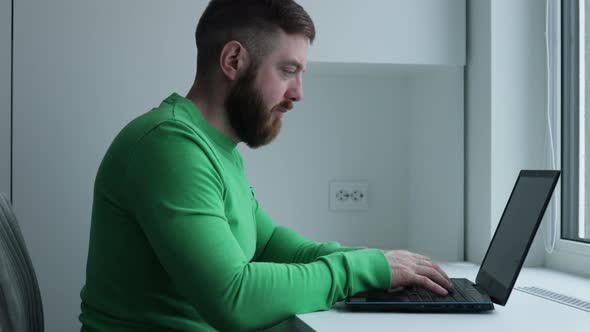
[{"left": 345, "top": 170, "right": 561, "bottom": 312}]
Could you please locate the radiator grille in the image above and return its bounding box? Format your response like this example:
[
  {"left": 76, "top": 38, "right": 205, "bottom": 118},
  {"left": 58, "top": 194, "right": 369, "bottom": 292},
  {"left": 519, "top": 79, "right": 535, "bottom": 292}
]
[{"left": 516, "top": 286, "right": 590, "bottom": 313}]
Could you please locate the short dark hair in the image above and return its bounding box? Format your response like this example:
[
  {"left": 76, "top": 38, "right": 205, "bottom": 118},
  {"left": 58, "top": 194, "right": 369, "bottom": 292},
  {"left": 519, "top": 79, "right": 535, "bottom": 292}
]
[{"left": 195, "top": 0, "right": 315, "bottom": 80}]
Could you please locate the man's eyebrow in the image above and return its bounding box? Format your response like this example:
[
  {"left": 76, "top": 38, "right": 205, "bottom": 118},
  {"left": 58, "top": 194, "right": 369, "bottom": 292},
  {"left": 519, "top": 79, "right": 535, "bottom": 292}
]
[{"left": 279, "top": 60, "right": 305, "bottom": 72}]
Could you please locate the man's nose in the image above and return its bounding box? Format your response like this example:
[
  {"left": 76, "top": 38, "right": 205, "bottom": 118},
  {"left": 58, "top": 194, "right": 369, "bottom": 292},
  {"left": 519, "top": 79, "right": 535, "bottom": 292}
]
[{"left": 286, "top": 77, "right": 303, "bottom": 102}]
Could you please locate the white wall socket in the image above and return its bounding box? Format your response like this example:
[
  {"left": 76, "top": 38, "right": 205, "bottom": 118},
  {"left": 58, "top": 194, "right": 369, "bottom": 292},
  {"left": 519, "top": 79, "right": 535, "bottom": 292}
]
[{"left": 329, "top": 181, "right": 369, "bottom": 211}]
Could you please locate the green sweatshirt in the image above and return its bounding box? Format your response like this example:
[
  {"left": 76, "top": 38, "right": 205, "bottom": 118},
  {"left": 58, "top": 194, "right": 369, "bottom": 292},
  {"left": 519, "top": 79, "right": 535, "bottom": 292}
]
[{"left": 79, "top": 93, "right": 391, "bottom": 331}]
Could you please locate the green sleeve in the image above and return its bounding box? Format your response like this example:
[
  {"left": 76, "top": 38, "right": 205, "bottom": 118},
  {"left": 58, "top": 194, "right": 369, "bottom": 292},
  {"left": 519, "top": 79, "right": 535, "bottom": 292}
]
[
  {"left": 126, "top": 122, "right": 391, "bottom": 331},
  {"left": 252, "top": 203, "right": 366, "bottom": 263}
]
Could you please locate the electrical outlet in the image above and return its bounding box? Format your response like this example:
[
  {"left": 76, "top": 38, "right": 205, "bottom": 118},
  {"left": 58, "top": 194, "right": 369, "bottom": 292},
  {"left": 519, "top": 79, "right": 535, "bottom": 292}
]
[{"left": 330, "top": 181, "right": 369, "bottom": 211}]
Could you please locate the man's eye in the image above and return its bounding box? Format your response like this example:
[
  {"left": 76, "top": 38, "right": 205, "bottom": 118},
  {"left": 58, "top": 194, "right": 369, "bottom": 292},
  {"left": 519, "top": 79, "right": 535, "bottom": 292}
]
[{"left": 283, "top": 68, "right": 297, "bottom": 75}]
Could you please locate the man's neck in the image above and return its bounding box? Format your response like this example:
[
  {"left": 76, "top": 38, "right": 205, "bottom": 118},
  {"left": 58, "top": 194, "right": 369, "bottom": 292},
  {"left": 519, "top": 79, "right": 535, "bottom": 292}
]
[{"left": 185, "top": 81, "right": 240, "bottom": 143}]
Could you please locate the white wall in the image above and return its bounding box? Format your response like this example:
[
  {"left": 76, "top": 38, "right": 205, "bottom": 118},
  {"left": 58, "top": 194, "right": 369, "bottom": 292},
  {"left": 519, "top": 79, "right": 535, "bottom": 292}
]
[
  {"left": 407, "top": 67, "right": 464, "bottom": 260},
  {"left": 465, "top": 0, "right": 492, "bottom": 264},
  {"left": 490, "top": 0, "right": 548, "bottom": 267},
  {"left": 0, "top": 0, "right": 10, "bottom": 197},
  {"left": 465, "top": 0, "right": 550, "bottom": 266},
  {"left": 299, "top": 0, "right": 466, "bottom": 66}
]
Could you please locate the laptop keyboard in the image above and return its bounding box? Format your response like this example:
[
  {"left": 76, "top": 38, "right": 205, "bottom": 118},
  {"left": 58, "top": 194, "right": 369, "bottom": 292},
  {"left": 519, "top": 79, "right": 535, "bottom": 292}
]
[
  {"left": 349, "top": 278, "right": 485, "bottom": 303},
  {"left": 405, "top": 279, "right": 478, "bottom": 302}
]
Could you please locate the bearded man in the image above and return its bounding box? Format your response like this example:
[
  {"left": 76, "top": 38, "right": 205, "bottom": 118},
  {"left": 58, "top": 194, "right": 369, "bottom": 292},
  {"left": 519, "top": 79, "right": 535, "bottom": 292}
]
[{"left": 79, "top": 1, "right": 453, "bottom": 331}]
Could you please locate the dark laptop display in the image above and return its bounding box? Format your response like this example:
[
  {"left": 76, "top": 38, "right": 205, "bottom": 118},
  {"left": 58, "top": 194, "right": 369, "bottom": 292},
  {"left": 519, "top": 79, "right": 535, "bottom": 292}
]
[{"left": 345, "top": 170, "right": 561, "bottom": 312}]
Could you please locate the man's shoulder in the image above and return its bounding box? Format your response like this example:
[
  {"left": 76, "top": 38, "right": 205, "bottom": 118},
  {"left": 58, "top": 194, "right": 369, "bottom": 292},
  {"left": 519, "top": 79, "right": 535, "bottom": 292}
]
[
  {"left": 117, "top": 96, "right": 207, "bottom": 148},
  {"left": 99, "top": 96, "right": 212, "bottom": 172}
]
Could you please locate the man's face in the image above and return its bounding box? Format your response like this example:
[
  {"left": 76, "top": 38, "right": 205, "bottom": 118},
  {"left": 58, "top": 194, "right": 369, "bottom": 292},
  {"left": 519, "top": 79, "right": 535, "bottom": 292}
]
[{"left": 225, "top": 31, "right": 308, "bottom": 148}]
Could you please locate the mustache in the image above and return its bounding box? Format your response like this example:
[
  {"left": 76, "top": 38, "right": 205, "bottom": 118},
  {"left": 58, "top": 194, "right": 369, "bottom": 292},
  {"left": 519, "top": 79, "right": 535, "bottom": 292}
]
[{"left": 277, "top": 100, "right": 293, "bottom": 111}]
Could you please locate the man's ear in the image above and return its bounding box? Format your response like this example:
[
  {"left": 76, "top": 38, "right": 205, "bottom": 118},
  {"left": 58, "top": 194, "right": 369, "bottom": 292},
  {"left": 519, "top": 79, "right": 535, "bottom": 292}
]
[{"left": 219, "top": 41, "right": 249, "bottom": 81}]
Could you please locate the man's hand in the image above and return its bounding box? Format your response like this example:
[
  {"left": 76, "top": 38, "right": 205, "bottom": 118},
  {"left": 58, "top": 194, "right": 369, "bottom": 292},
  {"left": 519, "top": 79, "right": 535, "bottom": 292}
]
[{"left": 382, "top": 250, "right": 454, "bottom": 296}]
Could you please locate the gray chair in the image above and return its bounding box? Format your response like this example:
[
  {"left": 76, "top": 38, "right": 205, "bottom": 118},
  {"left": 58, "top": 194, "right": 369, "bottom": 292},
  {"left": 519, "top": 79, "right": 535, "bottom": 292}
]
[{"left": 0, "top": 193, "right": 44, "bottom": 332}]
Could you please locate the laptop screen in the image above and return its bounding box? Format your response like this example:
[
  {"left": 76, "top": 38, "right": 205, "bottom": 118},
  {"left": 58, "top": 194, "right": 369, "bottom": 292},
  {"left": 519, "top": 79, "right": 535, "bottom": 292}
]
[{"left": 477, "top": 170, "right": 560, "bottom": 305}]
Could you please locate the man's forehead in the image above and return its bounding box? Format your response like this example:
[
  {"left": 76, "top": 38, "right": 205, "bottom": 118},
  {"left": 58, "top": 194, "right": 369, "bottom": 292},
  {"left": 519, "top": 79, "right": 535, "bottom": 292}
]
[{"left": 271, "top": 34, "right": 309, "bottom": 68}]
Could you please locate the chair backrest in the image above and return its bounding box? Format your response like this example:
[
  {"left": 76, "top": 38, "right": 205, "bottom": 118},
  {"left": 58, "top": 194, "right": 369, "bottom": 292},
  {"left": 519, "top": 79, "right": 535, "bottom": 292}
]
[{"left": 0, "top": 193, "right": 44, "bottom": 332}]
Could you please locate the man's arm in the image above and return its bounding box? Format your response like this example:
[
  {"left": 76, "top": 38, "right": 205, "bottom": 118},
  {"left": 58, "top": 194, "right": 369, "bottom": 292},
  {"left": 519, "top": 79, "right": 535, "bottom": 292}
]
[
  {"left": 126, "top": 122, "right": 391, "bottom": 331},
  {"left": 249, "top": 194, "right": 455, "bottom": 295},
  {"left": 252, "top": 202, "right": 365, "bottom": 264}
]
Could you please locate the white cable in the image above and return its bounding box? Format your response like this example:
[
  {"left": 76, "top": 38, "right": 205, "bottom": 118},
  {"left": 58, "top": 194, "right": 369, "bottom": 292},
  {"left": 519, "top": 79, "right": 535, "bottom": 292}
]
[{"left": 544, "top": 0, "right": 558, "bottom": 253}]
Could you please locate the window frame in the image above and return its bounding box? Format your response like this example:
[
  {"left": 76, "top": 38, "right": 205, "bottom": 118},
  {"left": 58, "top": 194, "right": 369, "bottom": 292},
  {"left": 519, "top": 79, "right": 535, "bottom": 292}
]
[
  {"left": 547, "top": 0, "right": 590, "bottom": 278},
  {"left": 561, "top": 0, "right": 590, "bottom": 244}
]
